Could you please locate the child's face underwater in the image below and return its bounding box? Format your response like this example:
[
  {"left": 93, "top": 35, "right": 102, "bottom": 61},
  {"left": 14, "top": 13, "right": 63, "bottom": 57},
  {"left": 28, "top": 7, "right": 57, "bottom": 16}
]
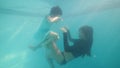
[{"left": 48, "top": 15, "right": 61, "bottom": 23}]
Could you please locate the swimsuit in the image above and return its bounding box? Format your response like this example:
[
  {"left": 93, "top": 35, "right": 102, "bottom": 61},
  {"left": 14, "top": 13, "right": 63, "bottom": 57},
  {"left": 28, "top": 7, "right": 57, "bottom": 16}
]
[{"left": 63, "top": 31, "right": 91, "bottom": 58}]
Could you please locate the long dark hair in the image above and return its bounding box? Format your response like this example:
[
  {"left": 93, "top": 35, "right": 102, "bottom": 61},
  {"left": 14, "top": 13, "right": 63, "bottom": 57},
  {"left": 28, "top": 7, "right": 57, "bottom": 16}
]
[{"left": 79, "top": 25, "right": 93, "bottom": 56}]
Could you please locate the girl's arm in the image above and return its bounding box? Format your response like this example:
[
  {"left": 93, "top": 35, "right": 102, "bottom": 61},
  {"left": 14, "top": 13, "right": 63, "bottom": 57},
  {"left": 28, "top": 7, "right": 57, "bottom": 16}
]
[
  {"left": 67, "top": 30, "right": 76, "bottom": 42},
  {"left": 61, "top": 27, "right": 76, "bottom": 42}
]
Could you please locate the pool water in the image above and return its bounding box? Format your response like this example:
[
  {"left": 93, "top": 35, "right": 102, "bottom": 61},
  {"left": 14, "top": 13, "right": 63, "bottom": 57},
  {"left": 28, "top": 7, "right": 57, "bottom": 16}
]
[{"left": 0, "top": 0, "right": 120, "bottom": 68}]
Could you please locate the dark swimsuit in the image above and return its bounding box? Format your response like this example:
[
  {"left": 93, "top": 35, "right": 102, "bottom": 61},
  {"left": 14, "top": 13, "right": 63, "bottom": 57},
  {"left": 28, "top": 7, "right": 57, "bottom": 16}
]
[
  {"left": 60, "top": 31, "right": 92, "bottom": 65},
  {"left": 63, "top": 31, "right": 91, "bottom": 58}
]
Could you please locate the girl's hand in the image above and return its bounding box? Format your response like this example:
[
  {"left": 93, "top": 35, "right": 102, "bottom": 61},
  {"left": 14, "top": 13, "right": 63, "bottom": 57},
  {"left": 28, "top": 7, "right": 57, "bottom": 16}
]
[{"left": 60, "top": 27, "right": 68, "bottom": 33}]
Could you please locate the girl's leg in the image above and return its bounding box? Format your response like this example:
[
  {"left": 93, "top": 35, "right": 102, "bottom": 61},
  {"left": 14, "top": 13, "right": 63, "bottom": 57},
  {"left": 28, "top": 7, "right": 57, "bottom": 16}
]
[
  {"left": 45, "top": 31, "right": 64, "bottom": 65},
  {"left": 50, "top": 42, "right": 64, "bottom": 64}
]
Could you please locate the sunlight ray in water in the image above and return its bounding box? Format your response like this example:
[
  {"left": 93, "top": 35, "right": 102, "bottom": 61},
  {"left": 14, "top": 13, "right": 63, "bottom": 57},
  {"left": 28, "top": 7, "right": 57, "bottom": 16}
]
[{"left": 8, "top": 21, "right": 28, "bottom": 42}]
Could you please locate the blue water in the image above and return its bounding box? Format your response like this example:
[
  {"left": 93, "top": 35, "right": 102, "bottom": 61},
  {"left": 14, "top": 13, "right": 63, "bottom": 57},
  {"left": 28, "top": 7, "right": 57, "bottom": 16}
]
[{"left": 0, "top": 0, "right": 120, "bottom": 68}]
